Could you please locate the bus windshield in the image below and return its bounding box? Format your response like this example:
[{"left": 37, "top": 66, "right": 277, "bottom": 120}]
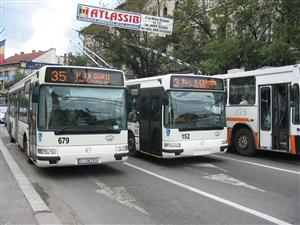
[
  {"left": 164, "top": 91, "right": 226, "bottom": 130},
  {"left": 38, "top": 85, "right": 126, "bottom": 133}
]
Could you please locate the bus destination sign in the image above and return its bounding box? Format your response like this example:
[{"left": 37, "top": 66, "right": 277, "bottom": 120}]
[
  {"left": 45, "top": 67, "right": 124, "bottom": 86},
  {"left": 171, "top": 76, "right": 224, "bottom": 90}
]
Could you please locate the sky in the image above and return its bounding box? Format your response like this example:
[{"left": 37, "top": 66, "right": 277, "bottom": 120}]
[{"left": 0, "top": 0, "right": 124, "bottom": 58}]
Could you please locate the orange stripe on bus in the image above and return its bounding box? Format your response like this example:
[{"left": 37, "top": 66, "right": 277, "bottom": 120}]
[
  {"left": 226, "top": 117, "right": 252, "bottom": 122},
  {"left": 227, "top": 128, "right": 232, "bottom": 145},
  {"left": 290, "top": 135, "right": 297, "bottom": 155},
  {"left": 254, "top": 132, "right": 259, "bottom": 149}
]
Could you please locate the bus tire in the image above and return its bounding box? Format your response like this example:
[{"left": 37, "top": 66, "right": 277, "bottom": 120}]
[
  {"left": 233, "top": 128, "right": 256, "bottom": 156},
  {"left": 23, "top": 136, "right": 33, "bottom": 164},
  {"left": 128, "top": 132, "right": 138, "bottom": 157}
]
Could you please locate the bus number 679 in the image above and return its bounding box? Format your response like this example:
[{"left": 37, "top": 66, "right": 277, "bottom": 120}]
[{"left": 58, "top": 137, "right": 69, "bottom": 144}]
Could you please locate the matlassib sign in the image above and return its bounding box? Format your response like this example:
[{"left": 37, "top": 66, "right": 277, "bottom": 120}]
[{"left": 77, "top": 4, "right": 173, "bottom": 36}]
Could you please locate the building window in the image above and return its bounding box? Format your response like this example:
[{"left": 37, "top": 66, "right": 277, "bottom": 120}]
[
  {"left": 163, "top": 7, "right": 168, "bottom": 17},
  {"left": 229, "top": 76, "right": 256, "bottom": 106}
]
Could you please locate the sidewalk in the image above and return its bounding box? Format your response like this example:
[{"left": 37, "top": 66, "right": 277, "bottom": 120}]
[
  {"left": 0, "top": 151, "right": 38, "bottom": 225},
  {"left": 0, "top": 126, "right": 62, "bottom": 225}
]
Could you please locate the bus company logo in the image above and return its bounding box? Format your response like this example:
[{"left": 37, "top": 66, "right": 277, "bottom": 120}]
[
  {"left": 79, "top": 5, "right": 89, "bottom": 17},
  {"left": 38, "top": 133, "right": 42, "bottom": 142},
  {"left": 166, "top": 129, "right": 171, "bottom": 136},
  {"left": 215, "top": 131, "right": 221, "bottom": 137},
  {"left": 85, "top": 147, "right": 92, "bottom": 153},
  {"left": 105, "top": 135, "right": 115, "bottom": 142},
  {"left": 200, "top": 140, "right": 205, "bottom": 146}
]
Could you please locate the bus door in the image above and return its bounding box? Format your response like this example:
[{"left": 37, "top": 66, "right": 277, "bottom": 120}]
[
  {"left": 259, "top": 86, "right": 272, "bottom": 149},
  {"left": 139, "top": 88, "right": 163, "bottom": 155},
  {"left": 272, "top": 84, "right": 289, "bottom": 151},
  {"left": 14, "top": 92, "right": 19, "bottom": 141},
  {"left": 259, "top": 84, "right": 290, "bottom": 151},
  {"left": 29, "top": 84, "right": 38, "bottom": 157}
]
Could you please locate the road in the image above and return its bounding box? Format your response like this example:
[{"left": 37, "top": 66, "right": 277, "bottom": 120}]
[{"left": 1, "top": 124, "right": 299, "bottom": 224}]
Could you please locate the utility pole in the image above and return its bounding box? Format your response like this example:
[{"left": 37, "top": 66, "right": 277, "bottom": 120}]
[{"left": 156, "top": 0, "right": 160, "bottom": 17}]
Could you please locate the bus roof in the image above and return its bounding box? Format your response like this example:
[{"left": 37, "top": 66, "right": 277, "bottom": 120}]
[{"left": 214, "top": 64, "right": 299, "bottom": 79}]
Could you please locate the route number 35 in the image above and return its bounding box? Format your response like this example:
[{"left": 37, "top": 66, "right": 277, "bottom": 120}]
[{"left": 58, "top": 137, "right": 70, "bottom": 144}]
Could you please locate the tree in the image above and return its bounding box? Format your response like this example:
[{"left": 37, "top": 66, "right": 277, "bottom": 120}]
[
  {"left": 172, "top": 0, "right": 300, "bottom": 74},
  {"left": 67, "top": 53, "right": 88, "bottom": 66},
  {"left": 4, "top": 72, "right": 24, "bottom": 89}
]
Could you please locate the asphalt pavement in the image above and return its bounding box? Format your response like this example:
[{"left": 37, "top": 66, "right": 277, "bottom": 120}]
[{"left": 1, "top": 123, "right": 299, "bottom": 225}]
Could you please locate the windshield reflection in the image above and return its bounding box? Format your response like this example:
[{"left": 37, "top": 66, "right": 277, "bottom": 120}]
[
  {"left": 164, "top": 91, "right": 226, "bottom": 130},
  {"left": 38, "top": 86, "right": 126, "bottom": 133}
]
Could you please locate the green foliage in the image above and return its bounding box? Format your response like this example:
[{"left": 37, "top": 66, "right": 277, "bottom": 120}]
[
  {"left": 67, "top": 53, "right": 88, "bottom": 66},
  {"left": 4, "top": 72, "right": 25, "bottom": 89},
  {"left": 80, "top": 0, "right": 300, "bottom": 76},
  {"left": 172, "top": 0, "right": 300, "bottom": 74}
]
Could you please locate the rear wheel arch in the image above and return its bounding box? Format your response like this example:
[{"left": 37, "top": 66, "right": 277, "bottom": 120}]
[{"left": 231, "top": 124, "right": 256, "bottom": 156}]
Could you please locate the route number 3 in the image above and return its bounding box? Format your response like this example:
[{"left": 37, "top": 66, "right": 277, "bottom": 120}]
[{"left": 58, "top": 137, "right": 69, "bottom": 144}]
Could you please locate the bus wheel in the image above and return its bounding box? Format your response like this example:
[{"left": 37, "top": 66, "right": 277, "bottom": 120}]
[
  {"left": 23, "top": 136, "right": 33, "bottom": 164},
  {"left": 234, "top": 128, "right": 256, "bottom": 156},
  {"left": 128, "top": 132, "right": 137, "bottom": 156}
]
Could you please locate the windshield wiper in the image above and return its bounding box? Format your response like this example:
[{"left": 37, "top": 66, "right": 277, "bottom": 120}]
[{"left": 54, "top": 123, "right": 75, "bottom": 135}]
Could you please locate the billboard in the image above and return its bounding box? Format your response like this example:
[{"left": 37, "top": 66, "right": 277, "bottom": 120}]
[{"left": 77, "top": 4, "right": 173, "bottom": 36}]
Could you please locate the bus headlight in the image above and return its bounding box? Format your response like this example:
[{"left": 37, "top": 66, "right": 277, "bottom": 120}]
[
  {"left": 164, "top": 142, "right": 181, "bottom": 148},
  {"left": 222, "top": 139, "right": 227, "bottom": 145},
  {"left": 37, "top": 148, "right": 56, "bottom": 155},
  {"left": 116, "top": 145, "right": 128, "bottom": 153}
]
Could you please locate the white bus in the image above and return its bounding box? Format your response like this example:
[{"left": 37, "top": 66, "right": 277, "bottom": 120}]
[
  {"left": 6, "top": 66, "right": 129, "bottom": 167},
  {"left": 126, "top": 74, "right": 228, "bottom": 158},
  {"left": 215, "top": 64, "right": 300, "bottom": 156}
]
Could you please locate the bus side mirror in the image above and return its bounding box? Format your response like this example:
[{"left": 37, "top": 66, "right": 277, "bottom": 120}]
[
  {"left": 162, "top": 92, "right": 169, "bottom": 105},
  {"left": 162, "top": 96, "right": 169, "bottom": 105},
  {"left": 32, "top": 84, "right": 39, "bottom": 103},
  {"left": 130, "top": 89, "right": 139, "bottom": 96}
]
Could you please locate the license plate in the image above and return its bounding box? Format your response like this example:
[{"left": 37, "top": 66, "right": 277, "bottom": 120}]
[{"left": 77, "top": 158, "right": 98, "bottom": 165}]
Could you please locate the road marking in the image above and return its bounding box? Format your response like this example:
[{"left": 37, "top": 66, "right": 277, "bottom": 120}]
[
  {"left": 203, "top": 173, "right": 265, "bottom": 192},
  {"left": 90, "top": 177, "right": 150, "bottom": 215},
  {"left": 212, "top": 155, "right": 300, "bottom": 175},
  {"left": 193, "top": 163, "right": 228, "bottom": 173},
  {"left": 124, "top": 162, "right": 291, "bottom": 225}
]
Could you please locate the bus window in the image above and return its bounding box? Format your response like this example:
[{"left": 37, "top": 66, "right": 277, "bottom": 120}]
[
  {"left": 292, "top": 83, "right": 300, "bottom": 124},
  {"left": 260, "top": 87, "right": 271, "bottom": 131},
  {"left": 229, "top": 76, "right": 255, "bottom": 105},
  {"left": 128, "top": 91, "right": 138, "bottom": 122}
]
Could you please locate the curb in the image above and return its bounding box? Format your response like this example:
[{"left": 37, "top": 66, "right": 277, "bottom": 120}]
[{"left": 0, "top": 138, "right": 62, "bottom": 225}]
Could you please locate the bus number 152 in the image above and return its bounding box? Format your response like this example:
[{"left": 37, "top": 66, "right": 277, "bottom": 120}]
[{"left": 182, "top": 134, "right": 190, "bottom": 139}]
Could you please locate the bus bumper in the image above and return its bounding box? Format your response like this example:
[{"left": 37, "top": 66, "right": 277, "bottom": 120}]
[{"left": 114, "top": 152, "right": 129, "bottom": 160}]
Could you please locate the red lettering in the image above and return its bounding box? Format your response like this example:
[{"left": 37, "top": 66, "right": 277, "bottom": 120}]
[
  {"left": 118, "top": 13, "right": 123, "bottom": 22},
  {"left": 133, "top": 16, "right": 140, "bottom": 24},
  {"left": 90, "top": 9, "right": 98, "bottom": 18},
  {"left": 129, "top": 15, "right": 132, "bottom": 23},
  {"left": 105, "top": 11, "right": 110, "bottom": 20},
  {"left": 110, "top": 12, "right": 117, "bottom": 21},
  {"left": 123, "top": 14, "right": 128, "bottom": 22},
  {"left": 98, "top": 9, "right": 105, "bottom": 18}
]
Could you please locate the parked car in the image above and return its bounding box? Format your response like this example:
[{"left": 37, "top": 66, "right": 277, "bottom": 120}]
[{"left": 0, "top": 106, "right": 7, "bottom": 123}]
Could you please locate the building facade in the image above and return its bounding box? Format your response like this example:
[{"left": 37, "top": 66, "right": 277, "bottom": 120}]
[
  {"left": 145, "top": 0, "right": 218, "bottom": 17},
  {"left": 0, "top": 48, "right": 66, "bottom": 82}
]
